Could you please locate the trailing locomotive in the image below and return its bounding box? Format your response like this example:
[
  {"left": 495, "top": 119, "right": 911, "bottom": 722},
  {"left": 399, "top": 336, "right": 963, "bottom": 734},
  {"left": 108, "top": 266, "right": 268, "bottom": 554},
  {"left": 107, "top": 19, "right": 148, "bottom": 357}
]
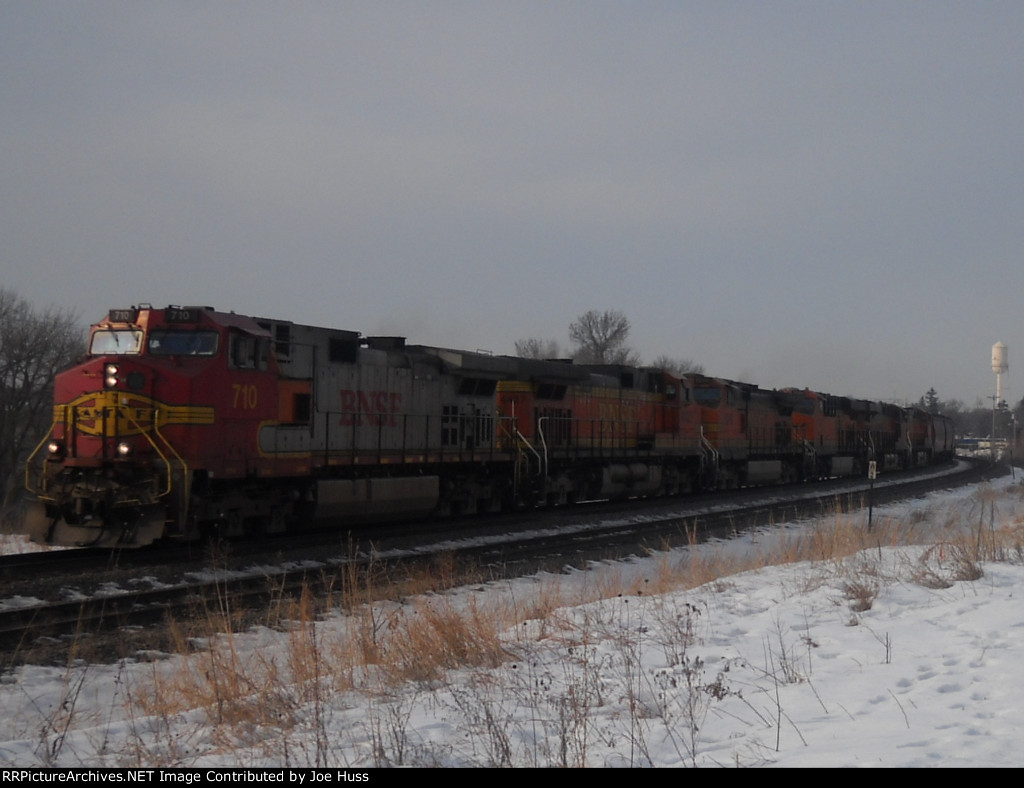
[{"left": 24, "top": 305, "right": 956, "bottom": 548}]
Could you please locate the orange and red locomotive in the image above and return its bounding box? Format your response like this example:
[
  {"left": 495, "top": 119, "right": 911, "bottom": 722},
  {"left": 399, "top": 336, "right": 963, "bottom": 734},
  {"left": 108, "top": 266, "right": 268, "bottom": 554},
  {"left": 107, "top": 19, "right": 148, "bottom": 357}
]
[{"left": 24, "top": 305, "right": 956, "bottom": 547}]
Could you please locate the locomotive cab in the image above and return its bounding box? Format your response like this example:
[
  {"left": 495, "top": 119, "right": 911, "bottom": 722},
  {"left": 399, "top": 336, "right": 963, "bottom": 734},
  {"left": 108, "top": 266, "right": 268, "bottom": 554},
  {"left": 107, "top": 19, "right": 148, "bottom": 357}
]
[{"left": 25, "top": 305, "right": 276, "bottom": 547}]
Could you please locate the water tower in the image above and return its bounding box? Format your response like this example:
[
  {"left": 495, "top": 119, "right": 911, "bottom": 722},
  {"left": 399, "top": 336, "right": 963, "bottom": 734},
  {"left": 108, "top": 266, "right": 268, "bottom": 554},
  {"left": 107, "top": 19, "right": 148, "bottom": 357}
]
[
  {"left": 992, "top": 341, "right": 1008, "bottom": 407},
  {"left": 991, "top": 342, "right": 1009, "bottom": 458}
]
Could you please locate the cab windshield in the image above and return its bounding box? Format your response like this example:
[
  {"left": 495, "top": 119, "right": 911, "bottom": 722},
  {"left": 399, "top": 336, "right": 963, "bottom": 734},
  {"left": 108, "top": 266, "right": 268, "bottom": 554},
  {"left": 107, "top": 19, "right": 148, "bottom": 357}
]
[
  {"left": 89, "top": 329, "right": 144, "bottom": 355},
  {"left": 692, "top": 388, "right": 722, "bottom": 408},
  {"left": 148, "top": 330, "right": 220, "bottom": 356}
]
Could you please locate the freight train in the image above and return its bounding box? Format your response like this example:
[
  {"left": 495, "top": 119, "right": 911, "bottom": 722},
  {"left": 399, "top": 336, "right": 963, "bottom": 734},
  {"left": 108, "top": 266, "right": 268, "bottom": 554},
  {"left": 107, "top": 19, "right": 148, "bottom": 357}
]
[{"left": 24, "top": 305, "right": 956, "bottom": 548}]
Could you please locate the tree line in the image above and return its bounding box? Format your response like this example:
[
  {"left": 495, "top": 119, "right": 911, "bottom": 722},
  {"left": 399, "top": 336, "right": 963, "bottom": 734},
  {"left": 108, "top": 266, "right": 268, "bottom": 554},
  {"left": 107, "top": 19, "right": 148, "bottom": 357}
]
[
  {"left": 0, "top": 288, "right": 84, "bottom": 525},
  {"left": 917, "top": 386, "right": 1021, "bottom": 445}
]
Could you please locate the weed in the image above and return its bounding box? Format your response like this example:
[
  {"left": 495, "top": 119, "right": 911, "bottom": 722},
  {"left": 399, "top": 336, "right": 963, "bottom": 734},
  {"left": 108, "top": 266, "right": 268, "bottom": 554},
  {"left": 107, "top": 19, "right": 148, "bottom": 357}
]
[
  {"left": 844, "top": 579, "right": 878, "bottom": 612},
  {"left": 13, "top": 475, "right": 1024, "bottom": 766}
]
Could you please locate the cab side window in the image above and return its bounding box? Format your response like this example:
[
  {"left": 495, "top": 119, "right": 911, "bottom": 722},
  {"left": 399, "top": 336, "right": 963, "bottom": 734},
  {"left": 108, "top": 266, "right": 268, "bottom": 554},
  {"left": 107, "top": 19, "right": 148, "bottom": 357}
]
[{"left": 230, "top": 333, "right": 269, "bottom": 370}]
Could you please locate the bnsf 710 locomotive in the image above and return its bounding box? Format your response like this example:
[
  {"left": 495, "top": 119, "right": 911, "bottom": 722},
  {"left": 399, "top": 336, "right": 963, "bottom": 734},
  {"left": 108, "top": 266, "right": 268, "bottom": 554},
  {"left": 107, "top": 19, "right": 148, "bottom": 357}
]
[{"left": 24, "top": 305, "right": 956, "bottom": 548}]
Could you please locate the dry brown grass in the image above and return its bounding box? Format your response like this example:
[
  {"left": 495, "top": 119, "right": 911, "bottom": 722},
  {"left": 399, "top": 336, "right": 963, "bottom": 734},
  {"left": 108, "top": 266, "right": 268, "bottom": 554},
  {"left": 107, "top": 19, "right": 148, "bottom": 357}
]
[{"left": 112, "top": 481, "right": 1024, "bottom": 765}]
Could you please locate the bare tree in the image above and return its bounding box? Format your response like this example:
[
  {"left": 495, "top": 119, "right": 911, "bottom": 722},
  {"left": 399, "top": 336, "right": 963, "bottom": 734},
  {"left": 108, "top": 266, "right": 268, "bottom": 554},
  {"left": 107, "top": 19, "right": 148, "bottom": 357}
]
[
  {"left": 568, "top": 309, "right": 639, "bottom": 365},
  {"left": 514, "top": 337, "right": 562, "bottom": 360},
  {"left": 0, "top": 289, "right": 83, "bottom": 524},
  {"left": 650, "top": 355, "right": 705, "bottom": 376}
]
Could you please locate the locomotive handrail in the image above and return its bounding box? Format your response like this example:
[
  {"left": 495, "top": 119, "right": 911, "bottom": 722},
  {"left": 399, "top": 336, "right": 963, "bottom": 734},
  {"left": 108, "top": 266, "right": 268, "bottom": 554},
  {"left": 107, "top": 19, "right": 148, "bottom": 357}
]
[
  {"left": 23, "top": 419, "right": 59, "bottom": 495},
  {"left": 515, "top": 427, "right": 543, "bottom": 472},
  {"left": 496, "top": 416, "right": 543, "bottom": 503},
  {"left": 699, "top": 427, "right": 719, "bottom": 465},
  {"left": 536, "top": 416, "right": 551, "bottom": 479},
  {"left": 497, "top": 401, "right": 541, "bottom": 469},
  {"left": 118, "top": 406, "right": 187, "bottom": 500},
  {"left": 151, "top": 410, "right": 191, "bottom": 504}
]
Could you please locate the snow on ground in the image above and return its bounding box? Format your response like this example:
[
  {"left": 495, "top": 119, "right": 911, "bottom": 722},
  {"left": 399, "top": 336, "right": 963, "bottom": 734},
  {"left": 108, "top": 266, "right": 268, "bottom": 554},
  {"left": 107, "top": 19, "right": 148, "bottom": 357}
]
[{"left": 2, "top": 468, "right": 1024, "bottom": 767}]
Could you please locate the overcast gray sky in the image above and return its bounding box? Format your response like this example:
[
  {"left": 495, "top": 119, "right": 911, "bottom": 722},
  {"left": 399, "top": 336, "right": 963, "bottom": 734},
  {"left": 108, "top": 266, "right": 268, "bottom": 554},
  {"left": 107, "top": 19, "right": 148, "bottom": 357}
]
[{"left": 3, "top": 2, "right": 1022, "bottom": 406}]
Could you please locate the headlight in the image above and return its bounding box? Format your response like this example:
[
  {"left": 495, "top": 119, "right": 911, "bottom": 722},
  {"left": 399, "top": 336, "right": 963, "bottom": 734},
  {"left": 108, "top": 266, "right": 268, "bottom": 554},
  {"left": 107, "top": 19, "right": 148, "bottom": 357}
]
[
  {"left": 104, "top": 363, "right": 119, "bottom": 388},
  {"left": 116, "top": 441, "right": 132, "bottom": 457},
  {"left": 47, "top": 440, "right": 64, "bottom": 456}
]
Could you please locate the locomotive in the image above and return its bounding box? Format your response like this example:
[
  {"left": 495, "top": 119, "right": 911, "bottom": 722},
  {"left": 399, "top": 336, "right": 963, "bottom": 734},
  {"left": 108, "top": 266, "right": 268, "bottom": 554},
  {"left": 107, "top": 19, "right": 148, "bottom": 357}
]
[{"left": 24, "top": 305, "right": 956, "bottom": 548}]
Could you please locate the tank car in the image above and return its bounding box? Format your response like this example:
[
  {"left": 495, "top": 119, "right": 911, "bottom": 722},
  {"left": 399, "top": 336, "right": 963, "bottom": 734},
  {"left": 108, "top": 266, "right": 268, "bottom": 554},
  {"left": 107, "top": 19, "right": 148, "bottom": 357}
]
[{"left": 903, "top": 406, "right": 957, "bottom": 465}]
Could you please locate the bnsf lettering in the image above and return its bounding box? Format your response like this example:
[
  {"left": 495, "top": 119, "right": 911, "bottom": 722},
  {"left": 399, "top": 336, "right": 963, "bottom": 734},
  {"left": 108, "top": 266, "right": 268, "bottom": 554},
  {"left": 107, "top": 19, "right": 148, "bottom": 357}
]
[
  {"left": 598, "top": 401, "right": 639, "bottom": 422},
  {"left": 339, "top": 389, "right": 402, "bottom": 427},
  {"left": 75, "top": 407, "right": 153, "bottom": 421}
]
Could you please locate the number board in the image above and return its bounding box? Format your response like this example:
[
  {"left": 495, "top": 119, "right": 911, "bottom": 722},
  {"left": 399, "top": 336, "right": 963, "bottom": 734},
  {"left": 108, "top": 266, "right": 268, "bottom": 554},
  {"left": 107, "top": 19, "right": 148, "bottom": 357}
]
[
  {"left": 165, "top": 307, "right": 202, "bottom": 323},
  {"left": 108, "top": 309, "right": 139, "bottom": 323}
]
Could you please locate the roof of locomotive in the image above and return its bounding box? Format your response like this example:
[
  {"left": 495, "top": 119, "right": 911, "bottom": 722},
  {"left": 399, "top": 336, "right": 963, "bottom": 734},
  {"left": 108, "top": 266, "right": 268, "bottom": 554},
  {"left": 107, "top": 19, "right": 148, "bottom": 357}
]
[{"left": 98, "top": 305, "right": 272, "bottom": 338}]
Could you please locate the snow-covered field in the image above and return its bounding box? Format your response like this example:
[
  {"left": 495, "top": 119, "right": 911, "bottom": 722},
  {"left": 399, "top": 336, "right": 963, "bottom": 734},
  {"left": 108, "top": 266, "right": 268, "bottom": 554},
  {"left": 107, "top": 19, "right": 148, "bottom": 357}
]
[{"left": 2, "top": 469, "right": 1023, "bottom": 768}]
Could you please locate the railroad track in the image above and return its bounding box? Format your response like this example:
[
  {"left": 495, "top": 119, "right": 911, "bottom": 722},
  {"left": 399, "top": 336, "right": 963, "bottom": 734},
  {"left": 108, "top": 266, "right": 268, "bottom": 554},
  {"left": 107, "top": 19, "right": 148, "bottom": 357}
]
[{"left": 0, "top": 457, "right": 1005, "bottom": 669}]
